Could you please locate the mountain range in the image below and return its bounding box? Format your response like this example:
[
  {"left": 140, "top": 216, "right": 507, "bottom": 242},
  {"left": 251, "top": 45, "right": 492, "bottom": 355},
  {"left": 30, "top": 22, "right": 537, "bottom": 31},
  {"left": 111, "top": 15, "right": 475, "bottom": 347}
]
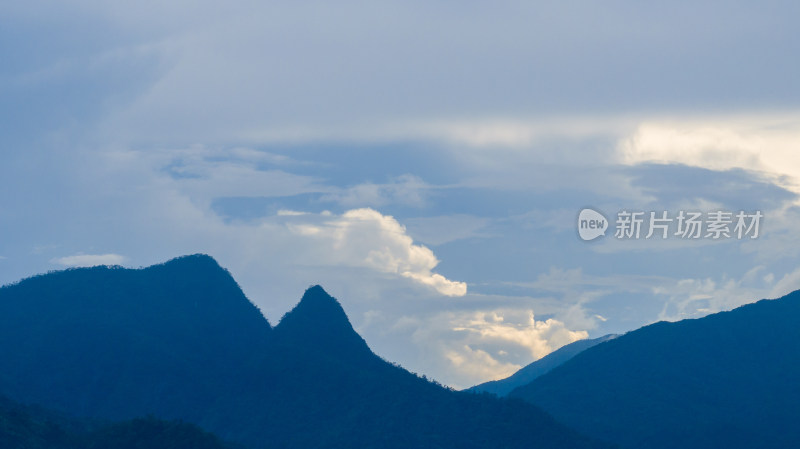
[
  {"left": 0, "top": 254, "right": 608, "bottom": 449},
  {"left": 4, "top": 253, "right": 799, "bottom": 448}
]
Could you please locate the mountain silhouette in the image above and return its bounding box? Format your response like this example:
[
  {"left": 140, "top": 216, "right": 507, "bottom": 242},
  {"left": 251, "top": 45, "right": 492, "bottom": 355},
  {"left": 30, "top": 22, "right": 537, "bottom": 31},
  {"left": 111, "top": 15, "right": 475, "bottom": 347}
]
[
  {"left": 272, "top": 284, "right": 373, "bottom": 358},
  {"left": 0, "top": 255, "right": 610, "bottom": 449},
  {"left": 0, "top": 254, "right": 271, "bottom": 421},
  {"left": 510, "top": 290, "right": 800, "bottom": 449},
  {"left": 468, "top": 334, "right": 617, "bottom": 396}
]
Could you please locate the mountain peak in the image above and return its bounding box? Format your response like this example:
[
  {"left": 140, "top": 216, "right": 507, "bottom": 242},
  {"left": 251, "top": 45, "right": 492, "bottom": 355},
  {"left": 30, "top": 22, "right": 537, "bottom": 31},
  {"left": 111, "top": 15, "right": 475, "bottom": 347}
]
[
  {"left": 300, "top": 284, "right": 341, "bottom": 307},
  {"left": 287, "top": 285, "right": 349, "bottom": 323},
  {"left": 158, "top": 253, "right": 223, "bottom": 272},
  {"left": 275, "top": 285, "right": 372, "bottom": 356},
  {"left": 303, "top": 284, "right": 334, "bottom": 299}
]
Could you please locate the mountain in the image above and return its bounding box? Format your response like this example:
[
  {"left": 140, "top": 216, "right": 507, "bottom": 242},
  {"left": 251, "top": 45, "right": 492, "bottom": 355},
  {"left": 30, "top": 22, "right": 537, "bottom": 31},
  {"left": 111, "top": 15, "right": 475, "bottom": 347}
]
[
  {"left": 272, "top": 285, "right": 374, "bottom": 357},
  {"left": 510, "top": 290, "right": 800, "bottom": 449},
  {"left": 0, "top": 254, "right": 271, "bottom": 422},
  {"left": 468, "top": 334, "right": 618, "bottom": 396},
  {"left": 0, "top": 255, "right": 611, "bottom": 449}
]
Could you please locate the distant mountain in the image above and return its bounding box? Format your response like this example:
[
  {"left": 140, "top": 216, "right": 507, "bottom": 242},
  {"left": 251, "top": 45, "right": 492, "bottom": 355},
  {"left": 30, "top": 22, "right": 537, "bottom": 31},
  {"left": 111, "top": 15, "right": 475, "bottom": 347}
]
[
  {"left": 0, "top": 255, "right": 610, "bottom": 449},
  {"left": 0, "top": 393, "right": 236, "bottom": 449},
  {"left": 510, "top": 290, "right": 800, "bottom": 449},
  {"left": 468, "top": 334, "right": 618, "bottom": 396}
]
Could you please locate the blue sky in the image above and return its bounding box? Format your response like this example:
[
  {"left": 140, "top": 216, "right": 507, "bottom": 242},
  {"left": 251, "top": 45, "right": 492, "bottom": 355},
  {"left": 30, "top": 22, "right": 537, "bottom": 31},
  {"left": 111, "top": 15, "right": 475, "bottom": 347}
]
[{"left": 2, "top": 1, "right": 800, "bottom": 388}]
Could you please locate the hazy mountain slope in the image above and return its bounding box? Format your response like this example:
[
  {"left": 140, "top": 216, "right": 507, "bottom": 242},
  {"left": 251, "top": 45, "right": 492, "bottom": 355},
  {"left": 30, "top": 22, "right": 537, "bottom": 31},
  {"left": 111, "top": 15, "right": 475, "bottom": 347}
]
[
  {"left": 510, "top": 290, "right": 800, "bottom": 449},
  {"left": 0, "top": 255, "right": 611, "bottom": 449},
  {"left": 468, "top": 334, "right": 617, "bottom": 396}
]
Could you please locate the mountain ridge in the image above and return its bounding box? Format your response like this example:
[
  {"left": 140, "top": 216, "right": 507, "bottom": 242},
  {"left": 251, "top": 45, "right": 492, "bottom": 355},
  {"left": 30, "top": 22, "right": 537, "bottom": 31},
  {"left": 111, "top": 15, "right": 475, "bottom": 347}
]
[
  {"left": 0, "top": 254, "right": 611, "bottom": 449},
  {"left": 510, "top": 290, "right": 800, "bottom": 449}
]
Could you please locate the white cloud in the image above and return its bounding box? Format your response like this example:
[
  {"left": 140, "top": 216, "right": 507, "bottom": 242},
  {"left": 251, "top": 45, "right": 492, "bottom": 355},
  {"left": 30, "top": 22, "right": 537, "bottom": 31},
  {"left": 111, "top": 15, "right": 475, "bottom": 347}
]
[
  {"left": 276, "top": 209, "right": 309, "bottom": 216},
  {"left": 617, "top": 114, "right": 800, "bottom": 197},
  {"left": 386, "top": 307, "right": 590, "bottom": 388},
  {"left": 654, "top": 263, "right": 800, "bottom": 322},
  {"left": 51, "top": 253, "right": 127, "bottom": 267},
  {"left": 770, "top": 266, "right": 800, "bottom": 298},
  {"left": 410, "top": 116, "right": 637, "bottom": 148},
  {"left": 451, "top": 309, "right": 588, "bottom": 361},
  {"left": 288, "top": 208, "right": 467, "bottom": 296},
  {"left": 445, "top": 345, "right": 521, "bottom": 383}
]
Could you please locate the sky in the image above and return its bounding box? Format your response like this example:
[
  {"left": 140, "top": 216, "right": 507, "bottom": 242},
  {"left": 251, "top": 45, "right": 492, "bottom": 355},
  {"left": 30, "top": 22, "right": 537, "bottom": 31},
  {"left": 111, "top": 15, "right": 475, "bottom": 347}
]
[{"left": 2, "top": 0, "right": 800, "bottom": 388}]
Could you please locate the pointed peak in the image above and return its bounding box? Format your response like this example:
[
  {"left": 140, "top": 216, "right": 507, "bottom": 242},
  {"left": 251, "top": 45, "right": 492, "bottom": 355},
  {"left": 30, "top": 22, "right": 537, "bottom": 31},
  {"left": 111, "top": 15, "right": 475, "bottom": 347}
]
[
  {"left": 275, "top": 286, "right": 372, "bottom": 356},
  {"left": 280, "top": 285, "right": 350, "bottom": 328},
  {"left": 299, "top": 284, "right": 339, "bottom": 306},
  {"left": 305, "top": 284, "right": 328, "bottom": 296}
]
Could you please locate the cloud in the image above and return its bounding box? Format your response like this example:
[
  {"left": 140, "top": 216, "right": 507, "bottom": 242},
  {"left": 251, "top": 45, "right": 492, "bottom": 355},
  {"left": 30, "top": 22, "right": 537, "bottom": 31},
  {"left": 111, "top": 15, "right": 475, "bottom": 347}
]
[
  {"left": 403, "top": 214, "right": 490, "bottom": 246},
  {"left": 653, "top": 263, "right": 800, "bottom": 322},
  {"left": 288, "top": 208, "right": 467, "bottom": 296},
  {"left": 617, "top": 115, "right": 800, "bottom": 197},
  {"left": 452, "top": 309, "right": 588, "bottom": 361},
  {"left": 9, "top": 0, "right": 798, "bottom": 149},
  {"left": 321, "top": 174, "right": 429, "bottom": 208},
  {"left": 276, "top": 209, "right": 309, "bottom": 216},
  {"left": 54, "top": 3, "right": 800, "bottom": 143},
  {"left": 154, "top": 148, "right": 325, "bottom": 201},
  {"left": 51, "top": 253, "right": 127, "bottom": 267},
  {"left": 445, "top": 345, "right": 521, "bottom": 383},
  {"left": 383, "top": 307, "right": 590, "bottom": 388},
  {"left": 769, "top": 266, "right": 800, "bottom": 298}
]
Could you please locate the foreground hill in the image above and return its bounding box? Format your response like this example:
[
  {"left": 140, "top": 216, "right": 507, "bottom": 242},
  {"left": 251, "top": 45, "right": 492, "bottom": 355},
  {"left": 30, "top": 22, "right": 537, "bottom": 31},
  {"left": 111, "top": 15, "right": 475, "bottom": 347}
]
[
  {"left": 0, "top": 394, "right": 235, "bottom": 449},
  {"left": 0, "top": 255, "right": 610, "bottom": 449},
  {"left": 468, "top": 334, "right": 617, "bottom": 396},
  {"left": 510, "top": 290, "right": 800, "bottom": 449}
]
